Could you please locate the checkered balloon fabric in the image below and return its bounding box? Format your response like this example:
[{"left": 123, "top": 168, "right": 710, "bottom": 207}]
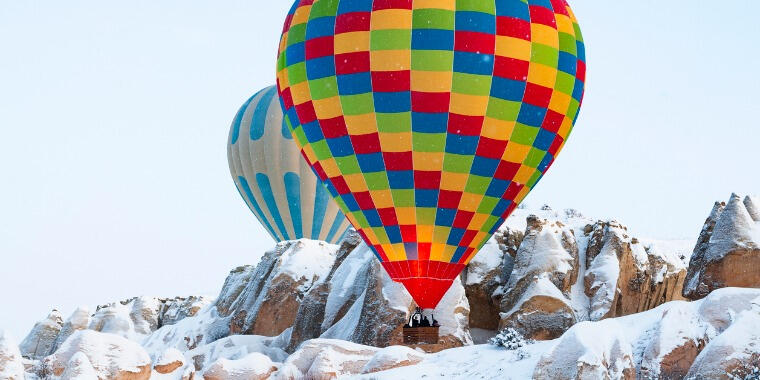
[{"left": 276, "top": 0, "right": 585, "bottom": 308}]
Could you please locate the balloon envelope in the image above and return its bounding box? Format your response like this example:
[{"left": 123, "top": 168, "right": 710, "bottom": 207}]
[
  {"left": 276, "top": 0, "right": 585, "bottom": 307},
  {"left": 228, "top": 86, "right": 351, "bottom": 244}
]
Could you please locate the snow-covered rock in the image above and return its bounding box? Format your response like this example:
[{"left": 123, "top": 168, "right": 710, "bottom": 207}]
[
  {"left": 185, "top": 334, "right": 288, "bottom": 375},
  {"left": 15, "top": 295, "right": 213, "bottom": 358},
  {"left": 584, "top": 220, "right": 687, "bottom": 321},
  {"left": 686, "top": 297, "right": 760, "bottom": 379},
  {"left": 202, "top": 352, "right": 278, "bottom": 380},
  {"left": 460, "top": 206, "right": 689, "bottom": 341},
  {"left": 19, "top": 310, "right": 63, "bottom": 359},
  {"left": 464, "top": 227, "right": 521, "bottom": 330},
  {"left": 533, "top": 288, "right": 760, "bottom": 380},
  {"left": 141, "top": 302, "right": 229, "bottom": 357},
  {"left": 276, "top": 339, "right": 379, "bottom": 379},
  {"left": 59, "top": 352, "right": 98, "bottom": 380},
  {"left": 361, "top": 346, "right": 425, "bottom": 374},
  {"left": 498, "top": 215, "right": 580, "bottom": 339},
  {"left": 0, "top": 330, "right": 25, "bottom": 380},
  {"left": 533, "top": 321, "right": 636, "bottom": 380},
  {"left": 50, "top": 308, "right": 91, "bottom": 355},
  {"left": 216, "top": 239, "right": 340, "bottom": 337},
  {"left": 153, "top": 348, "right": 185, "bottom": 374},
  {"left": 43, "top": 330, "right": 151, "bottom": 380},
  {"left": 684, "top": 193, "right": 760, "bottom": 300}
]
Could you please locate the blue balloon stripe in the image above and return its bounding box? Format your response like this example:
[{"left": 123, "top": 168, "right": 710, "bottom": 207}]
[
  {"left": 326, "top": 212, "right": 347, "bottom": 243},
  {"left": 255, "top": 173, "right": 291, "bottom": 240},
  {"left": 237, "top": 176, "right": 280, "bottom": 240},
  {"left": 230, "top": 93, "right": 258, "bottom": 145},
  {"left": 250, "top": 87, "right": 278, "bottom": 141},
  {"left": 311, "top": 179, "right": 329, "bottom": 239},
  {"left": 284, "top": 172, "right": 303, "bottom": 239}
]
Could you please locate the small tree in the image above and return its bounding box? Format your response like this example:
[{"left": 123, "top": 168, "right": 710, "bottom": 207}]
[{"left": 489, "top": 328, "right": 534, "bottom": 360}]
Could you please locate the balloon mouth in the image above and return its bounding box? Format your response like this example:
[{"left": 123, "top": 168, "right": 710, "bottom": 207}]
[{"left": 382, "top": 261, "right": 464, "bottom": 309}]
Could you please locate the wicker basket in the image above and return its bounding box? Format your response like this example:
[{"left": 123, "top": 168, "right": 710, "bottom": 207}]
[{"left": 403, "top": 326, "right": 440, "bottom": 345}]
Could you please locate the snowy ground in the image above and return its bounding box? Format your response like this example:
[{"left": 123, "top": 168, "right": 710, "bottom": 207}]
[{"left": 347, "top": 342, "right": 555, "bottom": 380}]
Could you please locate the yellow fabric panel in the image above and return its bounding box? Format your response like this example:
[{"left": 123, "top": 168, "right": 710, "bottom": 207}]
[
  {"left": 371, "top": 9, "right": 412, "bottom": 30},
  {"left": 411, "top": 71, "right": 453, "bottom": 92},
  {"left": 449, "top": 93, "right": 490, "bottom": 116},
  {"left": 334, "top": 31, "right": 370, "bottom": 54},
  {"left": 312, "top": 96, "right": 343, "bottom": 119},
  {"left": 527, "top": 63, "right": 557, "bottom": 88},
  {"left": 502, "top": 142, "right": 531, "bottom": 163},
  {"left": 370, "top": 50, "right": 412, "bottom": 71},
  {"left": 482, "top": 118, "right": 515, "bottom": 140},
  {"left": 496, "top": 36, "right": 532, "bottom": 61},
  {"left": 379, "top": 132, "right": 412, "bottom": 152}
]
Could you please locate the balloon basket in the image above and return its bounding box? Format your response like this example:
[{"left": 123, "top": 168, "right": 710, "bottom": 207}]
[{"left": 403, "top": 326, "right": 440, "bottom": 345}]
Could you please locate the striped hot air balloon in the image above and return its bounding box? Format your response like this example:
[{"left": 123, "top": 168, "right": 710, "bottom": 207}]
[
  {"left": 227, "top": 85, "right": 351, "bottom": 244},
  {"left": 276, "top": 0, "right": 586, "bottom": 308}
]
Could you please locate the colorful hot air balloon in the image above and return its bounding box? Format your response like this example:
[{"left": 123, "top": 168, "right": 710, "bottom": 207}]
[
  {"left": 228, "top": 85, "right": 352, "bottom": 244},
  {"left": 276, "top": 0, "right": 585, "bottom": 308}
]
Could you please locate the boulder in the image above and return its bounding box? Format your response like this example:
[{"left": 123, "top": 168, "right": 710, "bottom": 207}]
[
  {"left": 361, "top": 346, "right": 425, "bottom": 374},
  {"left": 153, "top": 347, "right": 185, "bottom": 374},
  {"left": 0, "top": 330, "right": 25, "bottom": 380},
  {"left": 215, "top": 239, "right": 340, "bottom": 337},
  {"left": 639, "top": 302, "right": 708, "bottom": 379},
  {"left": 185, "top": 335, "right": 287, "bottom": 373},
  {"left": 202, "top": 352, "right": 278, "bottom": 380},
  {"left": 684, "top": 194, "right": 760, "bottom": 300},
  {"left": 18, "top": 310, "right": 63, "bottom": 359},
  {"left": 686, "top": 299, "right": 760, "bottom": 379},
  {"left": 43, "top": 330, "right": 151, "bottom": 380},
  {"left": 533, "top": 320, "right": 635, "bottom": 380},
  {"left": 277, "top": 339, "right": 378, "bottom": 379}
]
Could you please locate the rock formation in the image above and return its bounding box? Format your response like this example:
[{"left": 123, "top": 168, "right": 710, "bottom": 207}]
[
  {"left": 498, "top": 215, "right": 579, "bottom": 340},
  {"left": 18, "top": 310, "right": 63, "bottom": 360},
  {"left": 584, "top": 220, "right": 687, "bottom": 320},
  {"left": 684, "top": 193, "right": 760, "bottom": 300},
  {"left": 215, "top": 239, "right": 340, "bottom": 337},
  {"left": 463, "top": 227, "right": 521, "bottom": 330}
]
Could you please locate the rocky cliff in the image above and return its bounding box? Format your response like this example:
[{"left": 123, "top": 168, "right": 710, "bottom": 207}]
[{"left": 468, "top": 207, "right": 689, "bottom": 340}]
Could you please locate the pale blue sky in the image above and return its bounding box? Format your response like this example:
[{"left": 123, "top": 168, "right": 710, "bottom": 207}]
[{"left": 1, "top": 1, "right": 758, "bottom": 339}]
